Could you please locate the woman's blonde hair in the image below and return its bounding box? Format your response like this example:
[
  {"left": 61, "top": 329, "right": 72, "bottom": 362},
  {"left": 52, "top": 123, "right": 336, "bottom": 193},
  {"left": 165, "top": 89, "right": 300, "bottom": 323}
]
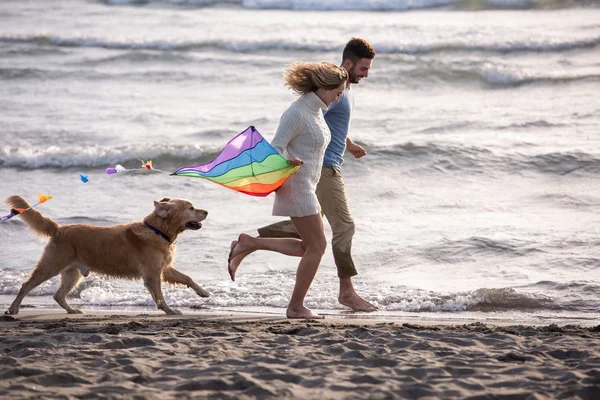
[{"left": 284, "top": 61, "right": 348, "bottom": 95}]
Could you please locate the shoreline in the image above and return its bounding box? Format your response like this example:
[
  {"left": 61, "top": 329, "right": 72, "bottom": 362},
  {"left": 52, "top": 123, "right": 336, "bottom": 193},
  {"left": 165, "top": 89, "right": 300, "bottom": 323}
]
[
  {"left": 1, "top": 310, "right": 599, "bottom": 399},
  {"left": 3, "top": 309, "right": 599, "bottom": 332},
  {"left": 2, "top": 304, "right": 599, "bottom": 327}
]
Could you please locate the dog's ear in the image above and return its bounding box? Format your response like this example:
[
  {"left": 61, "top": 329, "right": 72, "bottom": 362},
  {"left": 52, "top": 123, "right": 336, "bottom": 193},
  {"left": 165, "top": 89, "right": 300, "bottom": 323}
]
[
  {"left": 158, "top": 197, "right": 171, "bottom": 203},
  {"left": 153, "top": 200, "right": 173, "bottom": 218}
]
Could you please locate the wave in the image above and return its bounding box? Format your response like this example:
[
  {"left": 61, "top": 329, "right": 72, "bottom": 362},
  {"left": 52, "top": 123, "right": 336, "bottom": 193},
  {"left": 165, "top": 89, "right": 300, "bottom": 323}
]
[
  {"left": 419, "top": 119, "right": 566, "bottom": 134},
  {"left": 0, "top": 269, "right": 596, "bottom": 313},
  {"left": 371, "top": 143, "right": 600, "bottom": 176},
  {"left": 103, "top": 0, "right": 600, "bottom": 11},
  {"left": 477, "top": 71, "right": 600, "bottom": 88},
  {"left": 3, "top": 65, "right": 598, "bottom": 90},
  {"left": 494, "top": 120, "right": 568, "bottom": 130},
  {"left": 533, "top": 280, "right": 600, "bottom": 293},
  {"left": 3, "top": 60, "right": 598, "bottom": 90},
  {"left": 0, "top": 143, "right": 219, "bottom": 170},
  {"left": 397, "top": 62, "right": 600, "bottom": 88},
  {"left": 0, "top": 66, "right": 199, "bottom": 83},
  {"left": 78, "top": 50, "right": 198, "bottom": 66},
  {"left": 381, "top": 287, "right": 555, "bottom": 312},
  {"left": 0, "top": 34, "right": 337, "bottom": 53},
  {"left": 0, "top": 67, "right": 51, "bottom": 80},
  {"left": 421, "top": 236, "right": 542, "bottom": 263},
  {"left": 524, "top": 152, "right": 600, "bottom": 175},
  {"left": 4, "top": 141, "right": 600, "bottom": 178},
  {"left": 535, "top": 193, "right": 600, "bottom": 209},
  {"left": 378, "top": 281, "right": 600, "bottom": 312},
  {"left": 2, "top": 33, "right": 598, "bottom": 56}
]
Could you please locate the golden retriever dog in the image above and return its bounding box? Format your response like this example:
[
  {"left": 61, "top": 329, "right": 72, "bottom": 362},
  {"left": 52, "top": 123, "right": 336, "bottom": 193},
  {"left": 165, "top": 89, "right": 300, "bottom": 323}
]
[{"left": 5, "top": 195, "right": 208, "bottom": 315}]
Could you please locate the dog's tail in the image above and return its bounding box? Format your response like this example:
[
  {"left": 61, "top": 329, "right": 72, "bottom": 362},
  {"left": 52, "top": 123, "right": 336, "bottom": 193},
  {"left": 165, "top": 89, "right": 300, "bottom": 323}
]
[{"left": 6, "top": 195, "right": 59, "bottom": 238}]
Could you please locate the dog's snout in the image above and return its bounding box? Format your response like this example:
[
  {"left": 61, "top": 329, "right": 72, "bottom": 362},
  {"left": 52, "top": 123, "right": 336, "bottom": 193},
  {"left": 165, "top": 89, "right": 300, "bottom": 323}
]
[{"left": 195, "top": 209, "right": 208, "bottom": 221}]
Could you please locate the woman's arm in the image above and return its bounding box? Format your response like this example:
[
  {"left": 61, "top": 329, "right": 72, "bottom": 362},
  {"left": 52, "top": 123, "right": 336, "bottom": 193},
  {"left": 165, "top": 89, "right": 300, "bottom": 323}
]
[{"left": 271, "top": 107, "right": 303, "bottom": 164}]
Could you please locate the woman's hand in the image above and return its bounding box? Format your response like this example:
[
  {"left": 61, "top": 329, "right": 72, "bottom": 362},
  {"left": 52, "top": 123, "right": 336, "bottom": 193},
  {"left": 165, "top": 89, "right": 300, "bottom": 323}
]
[{"left": 287, "top": 157, "right": 304, "bottom": 166}]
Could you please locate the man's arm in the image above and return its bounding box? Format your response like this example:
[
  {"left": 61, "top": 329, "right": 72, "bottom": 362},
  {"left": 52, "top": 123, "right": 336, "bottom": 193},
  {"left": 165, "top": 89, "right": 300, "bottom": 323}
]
[{"left": 346, "top": 137, "right": 367, "bottom": 158}]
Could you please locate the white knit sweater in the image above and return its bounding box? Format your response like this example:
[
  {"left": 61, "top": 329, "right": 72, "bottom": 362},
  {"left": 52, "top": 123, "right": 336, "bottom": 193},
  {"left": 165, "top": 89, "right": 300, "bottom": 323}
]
[{"left": 271, "top": 92, "right": 331, "bottom": 217}]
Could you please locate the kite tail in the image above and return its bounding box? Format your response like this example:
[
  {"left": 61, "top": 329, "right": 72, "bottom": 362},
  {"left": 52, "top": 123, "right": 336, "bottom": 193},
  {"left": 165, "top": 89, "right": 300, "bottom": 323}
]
[{"left": 5, "top": 195, "right": 59, "bottom": 238}]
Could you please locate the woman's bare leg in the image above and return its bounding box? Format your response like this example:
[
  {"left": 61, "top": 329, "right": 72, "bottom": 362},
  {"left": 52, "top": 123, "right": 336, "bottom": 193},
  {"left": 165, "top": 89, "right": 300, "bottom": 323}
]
[
  {"left": 286, "top": 214, "right": 327, "bottom": 319},
  {"left": 228, "top": 233, "right": 305, "bottom": 281}
]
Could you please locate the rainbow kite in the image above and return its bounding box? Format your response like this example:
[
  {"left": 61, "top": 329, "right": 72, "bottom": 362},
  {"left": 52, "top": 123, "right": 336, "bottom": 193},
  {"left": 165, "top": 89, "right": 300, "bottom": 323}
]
[{"left": 172, "top": 126, "right": 299, "bottom": 197}]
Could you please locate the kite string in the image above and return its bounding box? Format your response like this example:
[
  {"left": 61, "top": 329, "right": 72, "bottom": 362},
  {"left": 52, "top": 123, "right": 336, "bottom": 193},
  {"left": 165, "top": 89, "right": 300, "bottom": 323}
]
[
  {"left": 2, "top": 159, "right": 164, "bottom": 223},
  {"left": 0, "top": 195, "right": 53, "bottom": 222},
  {"left": 106, "top": 159, "right": 172, "bottom": 175}
]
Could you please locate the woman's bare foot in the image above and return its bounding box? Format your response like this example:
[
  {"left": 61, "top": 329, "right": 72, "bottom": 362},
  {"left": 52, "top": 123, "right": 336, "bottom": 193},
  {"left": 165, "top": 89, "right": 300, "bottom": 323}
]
[
  {"left": 339, "top": 293, "right": 378, "bottom": 312},
  {"left": 286, "top": 305, "right": 324, "bottom": 319},
  {"left": 227, "top": 233, "right": 255, "bottom": 281}
]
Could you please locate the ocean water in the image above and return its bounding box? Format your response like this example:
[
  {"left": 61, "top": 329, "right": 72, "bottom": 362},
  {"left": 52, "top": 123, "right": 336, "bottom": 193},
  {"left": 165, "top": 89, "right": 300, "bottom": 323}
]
[{"left": 1, "top": 0, "right": 599, "bottom": 325}]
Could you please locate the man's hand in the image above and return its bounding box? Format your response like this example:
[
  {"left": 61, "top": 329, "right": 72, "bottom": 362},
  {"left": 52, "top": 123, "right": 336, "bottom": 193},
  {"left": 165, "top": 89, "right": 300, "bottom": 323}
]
[{"left": 347, "top": 140, "right": 367, "bottom": 159}]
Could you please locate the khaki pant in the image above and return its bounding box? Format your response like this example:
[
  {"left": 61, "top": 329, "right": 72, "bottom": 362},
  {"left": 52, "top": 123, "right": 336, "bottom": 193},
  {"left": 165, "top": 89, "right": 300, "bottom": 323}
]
[{"left": 258, "top": 166, "right": 357, "bottom": 278}]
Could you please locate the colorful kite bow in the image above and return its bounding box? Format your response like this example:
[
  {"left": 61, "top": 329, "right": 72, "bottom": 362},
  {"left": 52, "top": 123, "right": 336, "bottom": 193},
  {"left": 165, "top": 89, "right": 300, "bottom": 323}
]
[
  {"left": 1, "top": 194, "right": 53, "bottom": 222},
  {"left": 172, "top": 126, "right": 299, "bottom": 197}
]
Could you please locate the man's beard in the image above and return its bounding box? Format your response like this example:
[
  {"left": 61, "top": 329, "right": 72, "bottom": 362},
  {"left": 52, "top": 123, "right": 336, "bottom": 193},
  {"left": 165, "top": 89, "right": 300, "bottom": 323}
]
[{"left": 348, "top": 68, "right": 361, "bottom": 84}]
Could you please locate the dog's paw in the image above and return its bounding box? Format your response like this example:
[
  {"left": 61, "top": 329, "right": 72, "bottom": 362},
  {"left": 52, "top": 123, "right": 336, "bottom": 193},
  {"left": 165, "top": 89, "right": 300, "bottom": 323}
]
[
  {"left": 165, "top": 308, "right": 182, "bottom": 315},
  {"left": 196, "top": 289, "right": 210, "bottom": 298},
  {"left": 67, "top": 309, "right": 84, "bottom": 314},
  {"left": 5, "top": 308, "right": 17, "bottom": 315}
]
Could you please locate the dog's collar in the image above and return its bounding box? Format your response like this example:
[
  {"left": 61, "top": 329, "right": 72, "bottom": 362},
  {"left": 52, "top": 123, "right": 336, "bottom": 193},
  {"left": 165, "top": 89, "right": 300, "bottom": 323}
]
[{"left": 144, "top": 221, "right": 175, "bottom": 244}]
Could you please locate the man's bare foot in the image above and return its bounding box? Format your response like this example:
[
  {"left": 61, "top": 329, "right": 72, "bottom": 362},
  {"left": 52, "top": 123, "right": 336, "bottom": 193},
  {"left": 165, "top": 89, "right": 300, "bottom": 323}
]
[
  {"left": 286, "top": 305, "right": 324, "bottom": 319},
  {"left": 227, "top": 233, "right": 255, "bottom": 281},
  {"left": 339, "top": 293, "right": 378, "bottom": 312}
]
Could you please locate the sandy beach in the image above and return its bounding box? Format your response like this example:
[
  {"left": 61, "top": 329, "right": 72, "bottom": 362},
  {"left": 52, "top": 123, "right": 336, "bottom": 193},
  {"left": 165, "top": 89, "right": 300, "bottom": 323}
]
[{"left": 0, "top": 311, "right": 597, "bottom": 399}]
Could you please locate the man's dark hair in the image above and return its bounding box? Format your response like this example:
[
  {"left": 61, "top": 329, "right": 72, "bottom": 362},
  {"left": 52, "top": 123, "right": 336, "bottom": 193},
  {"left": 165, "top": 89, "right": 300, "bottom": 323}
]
[{"left": 342, "top": 38, "right": 376, "bottom": 63}]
